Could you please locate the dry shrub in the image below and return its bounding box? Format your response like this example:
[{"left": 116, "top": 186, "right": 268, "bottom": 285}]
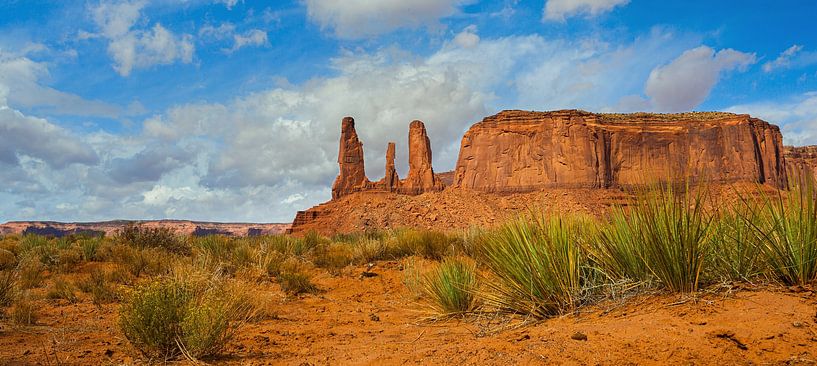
[
  {"left": 0, "top": 249, "right": 17, "bottom": 271},
  {"left": 77, "top": 269, "right": 121, "bottom": 305},
  {"left": 312, "top": 243, "right": 353, "bottom": 275},
  {"left": 11, "top": 292, "right": 37, "bottom": 325},
  {"left": 17, "top": 257, "right": 46, "bottom": 289},
  {"left": 119, "top": 273, "right": 255, "bottom": 360},
  {"left": 46, "top": 277, "right": 79, "bottom": 304},
  {"left": 278, "top": 260, "right": 318, "bottom": 295},
  {"left": 116, "top": 224, "right": 190, "bottom": 255},
  {"left": 0, "top": 270, "right": 16, "bottom": 307}
]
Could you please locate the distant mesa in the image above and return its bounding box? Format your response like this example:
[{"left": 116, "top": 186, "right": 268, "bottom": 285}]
[
  {"left": 290, "top": 109, "right": 817, "bottom": 234},
  {"left": 0, "top": 220, "right": 290, "bottom": 238}
]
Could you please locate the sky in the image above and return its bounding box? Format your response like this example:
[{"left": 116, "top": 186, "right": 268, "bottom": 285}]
[{"left": 0, "top": 0, "right": 816, "bottom": 223}]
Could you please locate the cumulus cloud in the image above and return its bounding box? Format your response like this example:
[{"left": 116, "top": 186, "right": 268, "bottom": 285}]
[
  {"left": 303, "top": 0, "right": 471, "bottom": 38},
  {"left": 452, "top": 25, "right": 480, "bottom": 48},
  {"left": 90, "top": 0, "right": 194, "bottom": 76},
  {"left": 727, "top": 92, "right": 817, "bottom": 146},
  {"left": 544, "top": 0, "right": 630, "bottom": 21},
  {"left": 645, "top": 46, "right": 756, "bottom": 112},
  {"left": 0, "top": 106, "right": 99, "bottom": 169}
]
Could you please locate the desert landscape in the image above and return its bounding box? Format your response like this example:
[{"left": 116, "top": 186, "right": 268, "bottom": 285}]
[
  {"left": 2, "top": 109, "right": 817, "bottom": 365},
  {"left": 2, "top": 1, "right": 817, "bottom": 365}
]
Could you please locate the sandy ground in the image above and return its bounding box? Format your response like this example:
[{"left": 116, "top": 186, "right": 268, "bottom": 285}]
[{"left": 1, "top": 260, "right": 816, "bottom": 365}]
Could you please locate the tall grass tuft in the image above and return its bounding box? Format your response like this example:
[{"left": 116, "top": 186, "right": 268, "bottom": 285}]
[
  {"left": 408, "top": 257, "right": 479, "bottom": 316},
  {"left": 748, "top": 177, "right": 817, "bottom": 285},
  {"left": 708, "top": 204, "right": 763, "bottom": 282},
  {"left": 590, "top": 208, "right": 651, "bottom": 283},
  {"left": 626, "top": 184, "right": 711, "bottom": 292},
  {"left": 478, "top": 214, "right": 587, "bottom": 318},
  {"left": 0, "top": 270, "right": 16, "bottom": 307}
]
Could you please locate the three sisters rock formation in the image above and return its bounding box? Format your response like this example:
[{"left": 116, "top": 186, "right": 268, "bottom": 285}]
[{"left": 291, "top": 109, "right": 816, "bottom": 234}]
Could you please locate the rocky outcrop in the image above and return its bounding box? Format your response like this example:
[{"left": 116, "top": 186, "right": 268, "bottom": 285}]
[
  {"left": 329, "top": 117, "right": 445, "bottom": 199},
  {"left": 291, "top": 109, "right": 797, "bottom": 234},
  {"left": 785, "top": 145, "right": 817, "bottom": 183},
  {"left": 403, "top": 120, "right": 444, "bottom": 194},
  {"left": 332, "top": 117, "right": 369, "bottom": 199},
  {"left": 453, "top": 110, "right": 788, "bottom": 191}
]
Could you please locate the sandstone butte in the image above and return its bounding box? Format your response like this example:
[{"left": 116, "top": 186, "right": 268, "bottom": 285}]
[{"left": 290, "top": 109, "right": 817, "bottom": 234}]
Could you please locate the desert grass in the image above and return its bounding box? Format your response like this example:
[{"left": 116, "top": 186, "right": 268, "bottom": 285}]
[
  {"left": 748, "top": 178, "right": 817, "bottom": 285},
  {"left": 407, "top": 256, "right": 479, "bottom": 316},
  {"left": 478, "top": 214, "right": 588, "bottom": 318}
]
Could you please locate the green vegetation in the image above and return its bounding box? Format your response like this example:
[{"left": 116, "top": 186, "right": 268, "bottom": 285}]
[
  {"left": 478, "top": 214, "right": 588, "bottom": 318},
  {"left": 119, "top": 274, "right": 255, "bottom": 360},
  {"left": 407, "top": 257, "right": 479, "bottom": 316}
]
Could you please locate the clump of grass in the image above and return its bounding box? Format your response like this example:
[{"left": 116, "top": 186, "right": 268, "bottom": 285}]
[
  {"left": 0, "top": 249, "right": 17, "bottom": 270},
  {"left": 407, "top": 257, "right": 479, "bottom": 316},
  {"left": 277, "top": 261, "right": 318, "bottom": 295},
  {"left": 351, "top": 238, "right": 386, "bottom": 264},
  {"left": 478, "top": 214, "right": 588, "bottom": 318},
  {"left": 590, "top": 208, "right": 651, "bottom": 283},
  {"left": 708, "top": 205, "right": 763, "bottom": 282},
  {"left": 17, "top": 257, "right": 46, "bottom": 289},
  {"left": 11, "top": 292, "right": 37, "bottom": 325},
  {"left": 116, "top": 224, "right": 190, "bottom": 255},
  {"left": 393, "top": 229, "right": 456, "bottom": 260},
  {"left": 0, "top": 270, "right": 16, "bottom": 307},
  {"left": 78, "top": 237, "right": 103, "bottom": 261},
  {"left": 77, "top": 269, "right": 120, "bottom": 305},
  {"left": 57, "top": 246, "right": 84, "bottom": 272},
  {"left": 748, "top": 178, "right": 817, "bottom": 285},
  {"left": 109, "top": 244, "right": 172, "bottom": 278},
  {"left": 119, "top": 274, "right": 255, "bottom": 360},
  {"left": 312, "top": 243, "right": 354, "bottom": 274},
  {"left": 46, "top": 277, "right": 79, "bottom": 304},
  {"left": 595, "top": 184, "right": 712, "bottom": 292}
]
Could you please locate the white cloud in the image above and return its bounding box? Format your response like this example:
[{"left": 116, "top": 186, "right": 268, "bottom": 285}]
[
  {"left": 0, "top": 106, "right": 99, "bottom": 169},
  {"left": 453, "top": 25, "right": 480, "bottom": 48},
  {"left": 216, "top": 0, "right": 241, "bottom": 10},
  {"left": 0, "top": 49, "right": 124, "bottom": 117},
  {"left": 544, "top": 0, "right": 629, "bottom": 21},
  {"left": 303, "top": 0, "right": 471, "bottom": 38},
  {"left": 727, "top": 92, "right": 817, "bottom": 146},
  {"left": 645, "top": 46, "right": 756, "bottom": 112},
  {"left": 229, "top": 29, "right": 268, "bottom": 53},
  {"left": 763, "top": 45, "right": 802, "bottom": 72},
  {"left": 761, "top": 45, "right": 817, "bottom": 73},
  {"left": 90, "top": 1, "right": 195, "bottom": 76}
]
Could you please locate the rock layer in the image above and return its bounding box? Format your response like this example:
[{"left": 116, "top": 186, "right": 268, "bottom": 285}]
[
  {"left": 453, "top": 110, "right": 788, "bottom": 191},
  {"left": 785, "top": 145, "right": 817, "bottom": 183}
]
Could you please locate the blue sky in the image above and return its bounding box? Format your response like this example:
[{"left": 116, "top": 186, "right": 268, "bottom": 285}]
[{"left": 0, "top": 0, "right": 816, "bottom": 223}]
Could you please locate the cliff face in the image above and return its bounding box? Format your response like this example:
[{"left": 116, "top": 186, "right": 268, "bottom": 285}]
[
  {"left": 291, "top": 109, "right": 795, "bottom": 234},
  {"left": 785, "top": 145, "right": 817, "bottom": 183},
  {"left": 453, "top": 110, "right": 788, "bottom": 191}
]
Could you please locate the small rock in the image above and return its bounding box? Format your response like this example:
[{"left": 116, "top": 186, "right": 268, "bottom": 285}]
[
  {"left": 104, "top": 349, "right": 114, "bottom": 357},
  {"left": 571, "top": 332, "right": 588, "bottom": 341},
  {"left": 369, "top": 314, "right": 380, "bottom": 322},
  {"left": 793, "top": 322, "right": 804, "bottom": 328}
]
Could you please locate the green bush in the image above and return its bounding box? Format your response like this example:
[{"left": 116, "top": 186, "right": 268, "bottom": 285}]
[
  {"left": 119, "top": 276, "right": 254, "bottom": 360},
  {"left": 409, "top": 257, "right": 479, "bottom": 316},
  {"left": 479, "top": 214, "right": 588, "bottom": 318},
  {"left": 277, "top": 262, "right": 318, "bottom": 295},
  {"left": 393, "top": 229, "right": 455, "bottom": 260}
]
